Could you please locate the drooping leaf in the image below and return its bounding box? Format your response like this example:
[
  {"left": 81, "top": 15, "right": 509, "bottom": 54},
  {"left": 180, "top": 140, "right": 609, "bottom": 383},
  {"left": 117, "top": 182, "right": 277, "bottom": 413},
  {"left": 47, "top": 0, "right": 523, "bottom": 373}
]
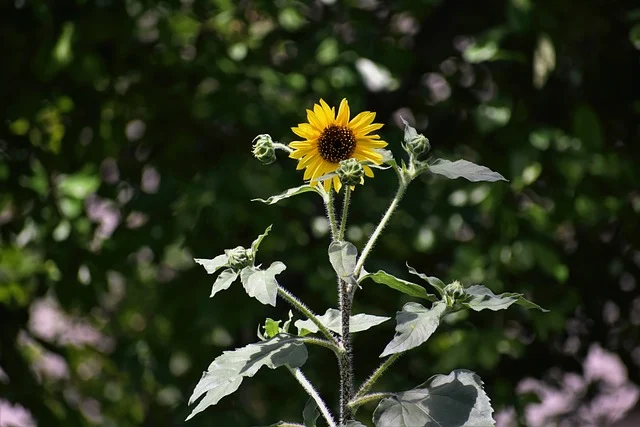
[
  {"left": 240, "top": 262, "right": 286, "bottom": 306},
  {"left": 328, "top": 241, "right": 358, "bottom": 281},
  {"left": 303, "top": 398, "right": 319, "bottom": 427},
  {"left": 253, "top": 185, "right": 322, "bottom": 205},
  {"left": 406, "top": 264, "right": 445, "bottom": 297},
  {"left": 251, "top": 225, "right": 273, "bottom": 256},
  {"left": 359, "top": 270, "right": 436, "bottom": 301},
  {"left": 187, "top": 334, "right": 307, "bottom": 421},
  {"left": 428, "top": 159, "right": 507, "bottom": 182},
  {"left": 463, "top": 285, "right": 548, "bottom": 312},
  {"left": 194, "top": 254, "right": 229, "bottom": 274},
  {"left": 380, "top": 302, "right": 447, "bottom": 357},
  {"left": 373, "top": 370, "right": 494, "bottom": 427},
  {"left": 294, "top": 308, "right": 389, "bottom": 336},
  {"left": 210, "top": 268, "right": 238, "bottom": 298}
]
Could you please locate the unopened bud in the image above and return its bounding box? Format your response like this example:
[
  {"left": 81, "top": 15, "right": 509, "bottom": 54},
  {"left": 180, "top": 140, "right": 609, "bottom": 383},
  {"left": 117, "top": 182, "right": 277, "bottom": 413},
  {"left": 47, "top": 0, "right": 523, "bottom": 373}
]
[
  {"left": 252, "top": 134, "right": 276, "bottom": 165},
  {"left": 407, "top": 134, "right": 430, "bottom": 157},
  {"left": 444, "top": 280, "right": 465, "bottom": 299},
  {"left": 225, "top": 246, "right": 253, "bottom": 270},
  {"left": 336, "top": 158, "right": 364, "bottom": 187}
]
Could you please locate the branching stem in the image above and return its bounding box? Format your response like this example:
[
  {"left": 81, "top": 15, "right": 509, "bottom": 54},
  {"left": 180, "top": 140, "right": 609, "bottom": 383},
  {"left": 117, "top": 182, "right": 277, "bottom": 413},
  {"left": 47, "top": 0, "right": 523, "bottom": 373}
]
[
  {"left": 354, "top": 352, "right": 404, "bottom": 399},
  {"left": 287, "top": 367, "right": 337, "bottom": 427},
  {"left": 326, "top": 188, "right": 338, "bottom": 240},
  {"left": 348, "top": 392, "right": 393, "bottom": 410},
  {"left": 277, "top": 286, "right": 338, "bottom": 345},
  {"left": 338, "top": 186, "right": 351, "bottom": 241}
]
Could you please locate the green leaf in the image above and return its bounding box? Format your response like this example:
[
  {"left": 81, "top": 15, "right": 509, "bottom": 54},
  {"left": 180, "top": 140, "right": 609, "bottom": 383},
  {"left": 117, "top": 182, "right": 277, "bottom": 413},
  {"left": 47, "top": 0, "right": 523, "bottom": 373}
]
[
  {"left": 240, "top": 262, "right": 286, "bottom": 306},
  {"left": 253, "top": 185, "right": 322, "bottom": 205},
  {"left": 463, "top": 285, "right": 548, "bottom": 312},
  {"left": 428, "top": 159, "right": 507, "bottom": 182},
  {"left": 400, "top": 116, "right": 418, "bottom": 145},
  {"left": 57, "top": 168, "right": 100, "bottom": 199},
  {"left": 194, "top": 255, "right": 229, "bottom": 274},
  {"left": 328, "top": 240, "right": 357, "bottom": 282},
  {"left": 303, "top": 398, "right": 319, "bottom": 427},
  {"left": 264, "top": 318, "right": 281, "bottom": 338},
  {"left": 210, "top": 268, "right": 238, "bottom": 298},
  {"left": 187, "top": 334, "right": 307, "bottom": 421},
  {"left": 294, "top": 308, "right": 389, "bottom": 336},
  {"left": 406, "top": 264, "right": 446, "bottom": 297},
  {"left": 380, "top": 302, "right": 447, "bottom": 357},
  {"left": 373, "top": 370, "right": 494, "bottom": 427},
  {"left": 251, "top": 225, "right": 272, "bottom": 256},
  {"left": 359, "top": 270, "right": 436, "bottom": 301}
]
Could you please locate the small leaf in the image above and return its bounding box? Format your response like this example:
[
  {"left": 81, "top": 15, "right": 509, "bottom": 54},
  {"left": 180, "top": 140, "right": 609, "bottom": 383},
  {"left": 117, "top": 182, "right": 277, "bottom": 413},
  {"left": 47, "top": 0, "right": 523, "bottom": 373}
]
[
  {"left": 406, "top": 264, "right": 446, "bottom": 297},
  {"left": 253, "top": 185, "right": 321, "bottom": 205},
  {"left": 303, "top": 398, "right": 319, "bottom": 427},
  {"left": 463, "top": 285, "right": 548, "bottom": 312},
  {"left": 400, "top": 116, "right": 418, "bottom": 145},
  {"left": 373, "top": 369, "right": 494, "bottom": 427},
  {"left": 194, "top": 254, "right": 229, "bottom": 274},
  {"left": 210, "top": 268, "right": 238, "bottom": 298},
  {"left": 187, "top": 334, "right": 307, "bottom": 420},
  {"left": 264, "top": 318, "right": 281, "bottom": 338},
  {"left": 328, "top": 241, "right": 357, "bottom": 280},
  {"left": 380, "top": 302, "right": 447, "bottom": 357},
  {"left": 359, "top": 270, "right": 436, "bottom": 301},
  {"left": 251, "top": 225, "right": 273, "bottom": 256},
  {"left": 240, "top": 262, "right": 286, "bottom": 307},
  {"left": 294, "top": 308, "right": 389, "bottom": 336},
  {"left": 428, "top": 159, "right": 507, "bottom": 182}
]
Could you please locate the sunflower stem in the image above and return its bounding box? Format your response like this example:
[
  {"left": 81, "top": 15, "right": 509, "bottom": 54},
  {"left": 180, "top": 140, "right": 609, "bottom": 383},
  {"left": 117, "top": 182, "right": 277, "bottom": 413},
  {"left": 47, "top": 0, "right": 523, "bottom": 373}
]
[
  {"left": 353, "top": 183, "right": 407, "bottom": 280},
  {"left": 338, "top": 278, "right": 354, "bottom": 424},
  {"left": 338, "top": 186, "right": 351, "bottom": 241},
  {"left": 354, "top": 352, "right": 403, "bottom": 400},
  {"left": 287, "top": 367, "right": 338, "bottom": 427},
  {"left": 326, "top": 188, "right": 338, "bottom": 241},
  {"left": 277, "top": 285, "right": 338, "bottom": 346},
  {"left": 273, "top": 142, "right": 293, "bottom": 153}
]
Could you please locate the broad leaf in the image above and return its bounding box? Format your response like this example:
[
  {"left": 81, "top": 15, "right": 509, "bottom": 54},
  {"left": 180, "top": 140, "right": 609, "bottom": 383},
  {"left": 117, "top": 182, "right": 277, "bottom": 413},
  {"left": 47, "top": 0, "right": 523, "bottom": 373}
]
[
  {"left": 303, "top": 398, "right": 319, "bottom": 427},
  {"left": 187, "top": 334, "right": 307, "bottom": 421},
  {"left": 428, "top": 159, "right": 507, "bottom": 182},
  {"left": 251, "top": 225, "right": 272, "bottom": 256},
  {"left": 210, "top": 268, "right": 238, "bottom": 298},
  {"left": 328, "top": 241, "right": 357, "bottom": 281},
  {"left": 373, "top": 370, "right": 494, "bottom": 427},
  {"left": 463, "top": 285, "right": 548, "bottom": 312},
  {"left": 253, "top": 185, "right": 321, "bottom": 205},
  {"left": 295, "top": 308, "right": 389, "bottom": 336},
  {"left": 406, "top": 264, "right": 445, "bottom": 297},
  {"left": 194, "top": 254, "right": 229, "bottom": 274},
  {"left": 380, "top": 302, "right": 447, "bottom": 357},
  {"left": 240, "top": 262, "right": 286, "bottom": 306},
  {"left": 359, "top": 270, "right": 436, "bottom": 301}
]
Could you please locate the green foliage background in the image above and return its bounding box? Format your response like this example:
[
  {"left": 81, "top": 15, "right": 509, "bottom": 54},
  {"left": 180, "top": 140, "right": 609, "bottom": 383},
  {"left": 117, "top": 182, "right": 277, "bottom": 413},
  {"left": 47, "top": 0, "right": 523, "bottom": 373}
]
[{"left": 1, "top": 0, "right": 639, "bottom": 425}]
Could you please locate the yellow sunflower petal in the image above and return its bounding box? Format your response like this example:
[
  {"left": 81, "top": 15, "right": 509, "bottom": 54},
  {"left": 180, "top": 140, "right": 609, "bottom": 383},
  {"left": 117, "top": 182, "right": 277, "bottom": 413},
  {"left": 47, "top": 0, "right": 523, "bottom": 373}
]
[
  {"left": 357, "top": 138, "right": 388, "bottom": 149},
  {"left": 336, "top": 98, "right": 350, "bottom": 126},
  {"left": 306, "top": 109, "right": 324, "bottom": 130},
  {"left": 363, "top": 165, "right": 374, "bottom": 177},
  {"left": 349, "top": 111, "right": 376, "bottom": 130},
  {"left": 313, "top": 103, "right": 330, "bottom": 127},
  {"left": 332, "top": 176, "right": 342, "bottom": 192},
  {"left": 289, "top": 141, "right": 314, "bottom": 149},
  {"left": 319, "top": 99, "right": 336, "bottom": 123},
  {"left": 355, "top": 123, "right": 384, "bottom": 137}
]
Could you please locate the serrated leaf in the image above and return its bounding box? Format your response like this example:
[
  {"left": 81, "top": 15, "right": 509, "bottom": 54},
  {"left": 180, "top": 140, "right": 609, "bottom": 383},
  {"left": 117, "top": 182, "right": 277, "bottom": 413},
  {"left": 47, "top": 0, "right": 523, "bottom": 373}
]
[
  {"left": 294, "top": 308, "right": 389, "bottom": 336},
  {"left": 373, "top": 369, "right": 494, "bottom": 427},
  {"left": 194, "top": 254, "right": 229, "bottom": 274},
  {"left": 251, "top": 225, "right": 272, "bottom": 256},
  {"left": 359, "top": 270, "right": 436, "bottom": 301},
  {"left": 210, "top": 268, "right": 238, "bottom": 298},
  {"left": 463, "top": 285, "right": 548, "bottom": 312},
  {"left": 240, "top": 262, "right": 286, "bottom": 306},
  {"left": 187, "top": 334, "right": 307, "bottom": 421},
  {"left": 380, "top": 302, "right": 447, "bottom": 357},
  {"left": 406, "top": 264, "right": 445, "bottom": 297},
  {"left": 328, "top": 241, "right": 357, "bottom": 281},
  {"left": 253, "top": 185, "right": 321, "bottom": 205},
  {"left": 303, "top": 398, "right": 319, "bottom": 427},
  {"left": 428, "top": 159, "right": 507, "bottom": 182}
]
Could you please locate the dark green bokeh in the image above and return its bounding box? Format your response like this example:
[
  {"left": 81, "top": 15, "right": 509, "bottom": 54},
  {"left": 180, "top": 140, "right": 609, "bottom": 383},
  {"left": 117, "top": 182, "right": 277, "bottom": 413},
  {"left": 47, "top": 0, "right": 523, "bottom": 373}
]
[{"left": 1, "top": 0, "right": 639, "bottom": 426}]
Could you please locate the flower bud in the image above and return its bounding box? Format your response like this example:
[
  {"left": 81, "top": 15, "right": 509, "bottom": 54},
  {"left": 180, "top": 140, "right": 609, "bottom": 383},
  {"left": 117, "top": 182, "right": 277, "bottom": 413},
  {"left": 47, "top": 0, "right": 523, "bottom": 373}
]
[
  {"left": 444, "top": 280, "right": 465, "bottom": 299},
  {"left": 336, "top": 158, "right": 364, "bottom": 187},
  {"left": 252, "top": 134, "right": 276, "bottom": 165},
  {"left": 406, "top": 133, "right": 430, "bottom": 157},
  {"left": 225, "top": 246, "right": 253, "bottom": 270}
]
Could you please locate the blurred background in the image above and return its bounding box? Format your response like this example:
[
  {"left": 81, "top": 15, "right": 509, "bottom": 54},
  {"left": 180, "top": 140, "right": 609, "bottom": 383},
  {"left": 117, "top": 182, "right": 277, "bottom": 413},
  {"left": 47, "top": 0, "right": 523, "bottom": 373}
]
[{"left": 1, "top": 0, "right": 640, "bottom": 426}]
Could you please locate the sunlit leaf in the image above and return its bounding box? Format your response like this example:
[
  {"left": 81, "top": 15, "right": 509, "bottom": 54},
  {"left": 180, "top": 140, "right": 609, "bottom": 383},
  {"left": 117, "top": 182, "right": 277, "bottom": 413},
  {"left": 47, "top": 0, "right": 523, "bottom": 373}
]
[
  {"left": 328, "top": 240, "right": 358, "bottom": 283},
  {"left": 359, "top": 270, "right": 436, "bottom": 301},
  {"left": 380, "top": 302, "right": 447, "bottom": 357},
  {"left": 428, "top": 159, "right": 507, "bottom": 182},
  {"left": 210, "top": 268, "right": 238, "bottom": 298},
  {"left": 253, "top": 185, "right": 321, "bottom": 205},
  {"left": 294, "top": 308, "right": 389, "bottom": 336},
  {"left": 406, "top": 264, "right": 446, "bottom": 297},
  {"left": 251, "top": 225, "right": 273, "bottom": 255},
  {"left": 240, "top": 262, "right": 286, "bottom": 306},
  {"left": 463, "top": 285, "right": 548, "bottom": 312},
  {"left": 194, "top": 255, "right": 229, "bottom": 274}
]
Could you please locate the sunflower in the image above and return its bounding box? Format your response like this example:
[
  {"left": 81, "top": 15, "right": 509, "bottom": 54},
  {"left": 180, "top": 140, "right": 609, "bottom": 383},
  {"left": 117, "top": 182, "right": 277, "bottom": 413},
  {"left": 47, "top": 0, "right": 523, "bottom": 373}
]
[{"left": 289, "top": 98, "right": 387, "bottom": 192}]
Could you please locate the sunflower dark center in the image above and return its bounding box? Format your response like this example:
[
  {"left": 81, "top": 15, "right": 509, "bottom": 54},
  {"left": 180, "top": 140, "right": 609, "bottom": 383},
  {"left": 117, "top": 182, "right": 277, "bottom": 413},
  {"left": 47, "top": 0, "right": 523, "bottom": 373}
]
[{"left": 317, "top": 125, "right": 356, "bottom": 163}]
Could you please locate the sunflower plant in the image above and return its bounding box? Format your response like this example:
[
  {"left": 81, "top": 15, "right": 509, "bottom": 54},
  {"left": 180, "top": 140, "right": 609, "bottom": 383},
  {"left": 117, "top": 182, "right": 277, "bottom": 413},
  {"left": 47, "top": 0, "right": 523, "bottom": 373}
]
[{"left": 187, "top": 99, "right": 547, "bottom": 427}]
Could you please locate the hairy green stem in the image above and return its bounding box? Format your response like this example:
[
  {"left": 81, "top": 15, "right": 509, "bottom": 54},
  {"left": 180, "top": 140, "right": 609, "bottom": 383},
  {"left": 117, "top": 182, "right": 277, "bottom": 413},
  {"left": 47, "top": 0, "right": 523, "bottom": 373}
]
[
  {"left": 287, "top": 367, "right": 337, "bottom": 427},
  {"left": 338, "top": 186, "right": 351, "bottom": 241},
  {"left": 348, "top": 392, "right": 394, "bottom": 410},
  {"left": 277, "top": 286, "right": 338, "bottom": 345},
  {"left": 353, "top": 183, "right": 407, "bottom": 279},
  {"left": 273, "top": 142, "right": 293, "bottom": 153},
  {"left": 301, "top": 337, "right": 342, "bottom": 354},
  {"left": 326, "top": 188, "right": 338, "bottom": 240},
  {"left": 354, "top": 352, "right": 403, "bottom": 401},
  {"left": 338, "top": 279, "right": 354, "bottom": 424}
]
